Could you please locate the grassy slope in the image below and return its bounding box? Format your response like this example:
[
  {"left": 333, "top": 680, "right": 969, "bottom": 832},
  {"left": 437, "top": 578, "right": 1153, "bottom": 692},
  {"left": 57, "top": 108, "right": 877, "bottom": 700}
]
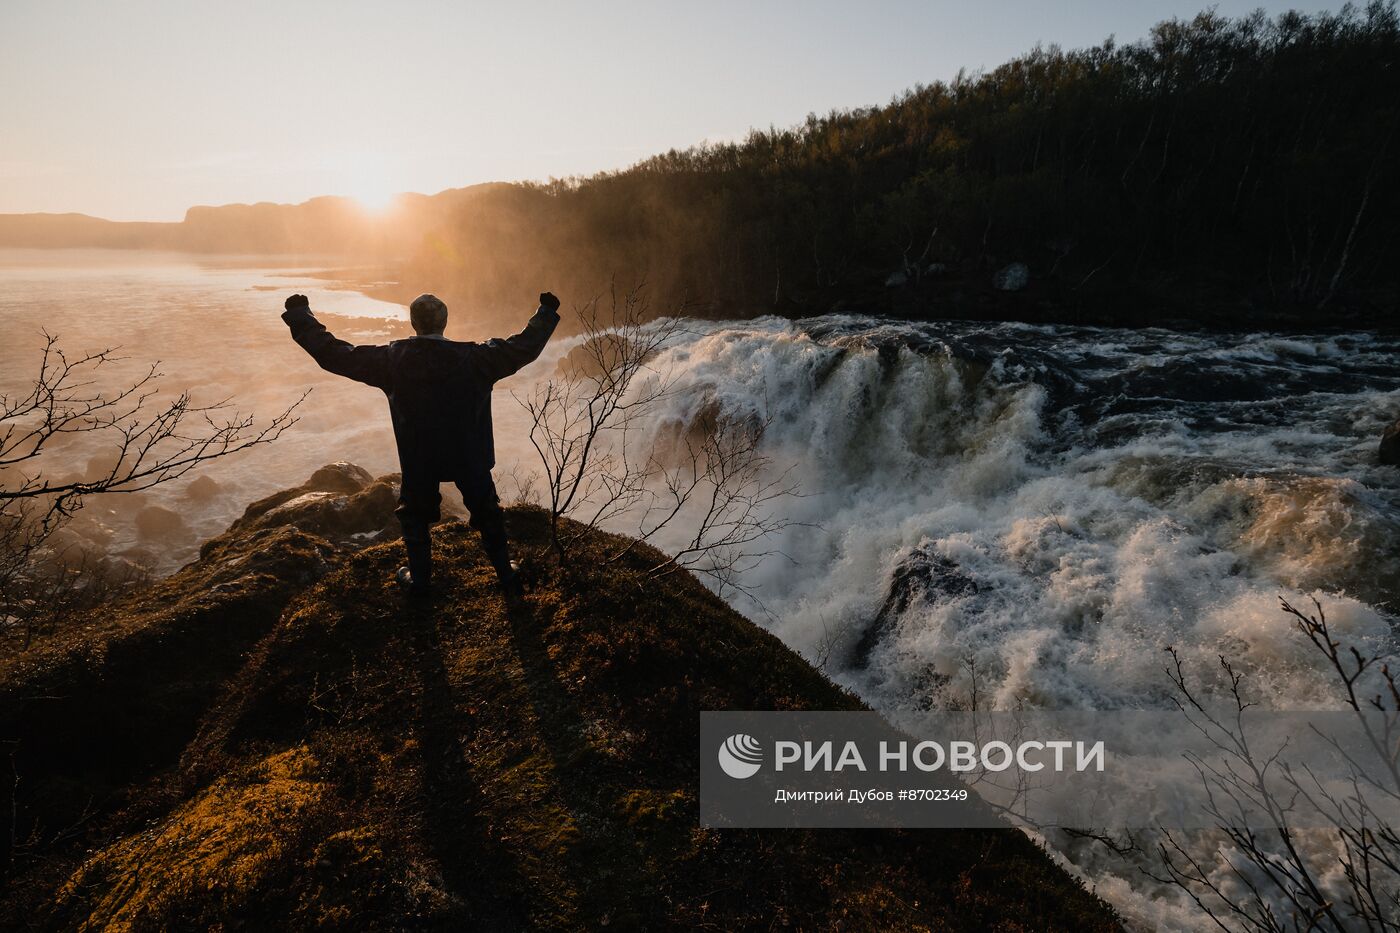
[
  {"left": 6, "top": 508, "right": 1119, "bottom": 931},
  {"left": 0, "top": 525, "right": 338, "bottom": 871}
]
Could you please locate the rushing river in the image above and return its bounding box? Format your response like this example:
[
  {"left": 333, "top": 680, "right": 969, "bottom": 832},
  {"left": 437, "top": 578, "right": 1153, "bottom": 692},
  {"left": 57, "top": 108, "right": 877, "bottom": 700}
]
[
  {"left": 647, "top": 314, "right": 1400, "bottom": 714},
  {"left": 3, "top": 250, "right": 1398, "bottom": 928}
]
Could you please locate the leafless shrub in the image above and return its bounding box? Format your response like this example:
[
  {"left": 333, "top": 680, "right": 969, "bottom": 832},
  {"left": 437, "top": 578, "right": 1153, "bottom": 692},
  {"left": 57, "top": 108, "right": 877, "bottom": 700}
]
[
  {"left": 810, "top": 616, "right": 840, "bottom": 672},
  {"left": 937, "top": 656, "right": 1046, "bottom": 824},
  {"left": 605, "top": 407, "right": 799, "bottom": 600},
  {"left": 937, "top": 595, "right": 1398, "bottom": 931},
  {"left": 515, "top": 283, "right": 800, "bottom": 601},
  {"left": 494, "top": 462, "right": 540, "bottom": 509},
  {"left": 1, "top": 333, "right": 302, "bottom": 653},
  {"left": 1148, "top": 597, "right": 1400, "bottom": 932},
  {"left": 2, "top": 544, "right": 151, "bottom": 654},
  {"left": 516, "top": 283, "right": 678, "bottom": 558}
]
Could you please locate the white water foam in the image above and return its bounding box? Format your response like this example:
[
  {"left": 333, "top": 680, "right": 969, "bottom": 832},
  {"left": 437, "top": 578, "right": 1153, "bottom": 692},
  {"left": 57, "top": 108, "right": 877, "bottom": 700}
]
[{"left": 600, "top": 316, "right": 1400, "bottom": 716}]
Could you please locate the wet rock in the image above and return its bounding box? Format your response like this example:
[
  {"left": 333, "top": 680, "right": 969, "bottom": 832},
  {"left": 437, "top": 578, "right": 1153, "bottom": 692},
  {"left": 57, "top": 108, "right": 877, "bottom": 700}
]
[
  {"left": 925, "top": 262, "right": 949, "bottom": 277},
  {"left": 992, "top": 262, "right": 1030, "bottom": 291},
  {"left": 852, "top": 546, "right": 978, "bottom": 668},
  {"left": 306, "top": 462, "right": 374, "bottom": 494},
  {"left": 38, "top": 527, "right": 103, "bottom": 569},
  {"left": 65, "top": 511, "right": 117, "bottom": 548},
  {"left": 117, "top": 545, "right": 161, "bottom": 568},
  {"left": 84, "top": 450, "right": 123, "bottom": 482},
  {"left": 136, "top": 505, "right": 192, "bottom": 542},
  {"left": 1381, "top": 419, "right": 1400, "bottom": 466},
  {"left": 103, "top": 492, "right": 149, "bottom": 517},
  {"left": 237, "top": 464, "right": 375, "bottom": 528},
  {"left": 885, "top": 269, "right": 909, "bottom": 287},
  {"left": 183, "top": 475, "right": 222, "bottom": 501},
  {"left": 228, "top": 464, "right": 401, "bottom": 547},
  {"left": 95, "top": 553, "right": 153, "bottom": 584},
  {"left": 254, "top": 483, "right": 400, "bottom": 544}
]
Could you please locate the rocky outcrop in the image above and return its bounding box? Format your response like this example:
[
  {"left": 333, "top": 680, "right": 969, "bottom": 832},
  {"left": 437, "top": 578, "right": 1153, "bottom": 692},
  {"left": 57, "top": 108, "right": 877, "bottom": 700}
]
[
  {"left": 307, "top": 461, "right": 376, "bottom": 493},
  {"left": 0, "top": 523, "right": 338, "bottom": 880},
  {"left": 0, "top": 463, "right": 396, "bottom": 884},
  {"left": 230, "top": 483, "right": 399, "bottom": 546},
  {"left": 235, "top": 461, "right": 377, "bottom": 521},
  {"left": 226, "top": 462, "right": 414, "bottom": 547}
]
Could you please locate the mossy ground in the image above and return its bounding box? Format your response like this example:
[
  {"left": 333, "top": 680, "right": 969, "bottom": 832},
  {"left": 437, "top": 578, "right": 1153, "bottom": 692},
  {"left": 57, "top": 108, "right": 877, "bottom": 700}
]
[{"left": 5, "top": 507, "right": 1119, "bottom": 931}]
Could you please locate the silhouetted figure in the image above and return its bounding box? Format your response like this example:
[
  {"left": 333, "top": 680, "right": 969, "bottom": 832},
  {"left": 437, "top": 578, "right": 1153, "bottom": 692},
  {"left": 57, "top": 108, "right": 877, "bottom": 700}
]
[{"left": 282, "top": 291, "right": 561, "bottom": 597}]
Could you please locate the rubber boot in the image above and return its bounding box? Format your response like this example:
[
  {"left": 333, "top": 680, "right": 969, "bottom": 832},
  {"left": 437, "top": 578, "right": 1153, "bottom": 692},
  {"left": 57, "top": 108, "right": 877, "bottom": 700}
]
[
  {"left": 397, "top": 525, "right": 434, "bottom": 597},
  {"left": 484, "top": 540, "right": 524, "bottom": 600}
]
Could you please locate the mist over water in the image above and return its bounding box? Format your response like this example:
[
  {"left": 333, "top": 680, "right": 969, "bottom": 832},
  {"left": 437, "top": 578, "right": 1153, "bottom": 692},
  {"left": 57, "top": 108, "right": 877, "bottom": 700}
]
[
  {"left": 0, "top": 250, "right": 535, "bottom": 565},
  {"left": 5, "top": 252, "right": 1398, "bottom": 927},
  {"left": 626, "top": 315, "right": 1400, "bottom": 715}
]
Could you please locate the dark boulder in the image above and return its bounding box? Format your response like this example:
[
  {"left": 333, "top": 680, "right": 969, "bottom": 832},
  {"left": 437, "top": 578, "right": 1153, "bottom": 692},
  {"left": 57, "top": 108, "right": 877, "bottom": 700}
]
[
  {"left": 851, "top": 545, "right": 978, "bottom": 668},
  {"left": 229, "top": 481, "right": 400, "bottom": 547},
  {"left": 235, "top": 463, "right": 383, "bottom": 530},
  {"left": 1381, "top": 419, "right": 1400, "bottom": 466},
  {"left": 182, "top": 474, "right": 222, "bottom": 501},
  {"left": 64, "top": 511, "right": 117, "bottom": 548},
  {"left": 135, "top": 504, "right": 192, "bottom": 542}
]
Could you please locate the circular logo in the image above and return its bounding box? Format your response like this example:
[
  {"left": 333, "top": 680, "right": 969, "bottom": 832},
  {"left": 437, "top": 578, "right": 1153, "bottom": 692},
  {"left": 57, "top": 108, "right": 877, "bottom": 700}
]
[{"left": 718, "top": 733, "right": 763, "bottom": 779}]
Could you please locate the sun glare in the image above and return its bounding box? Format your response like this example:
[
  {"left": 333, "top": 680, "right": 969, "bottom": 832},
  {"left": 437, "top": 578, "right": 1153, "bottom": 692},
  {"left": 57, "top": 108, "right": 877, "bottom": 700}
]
[
  {"left": 337, "top": 152, "right": 401, "bottom": 213},
  {"left": 352, "top": 186, "right": 398, "bottom": 213}
]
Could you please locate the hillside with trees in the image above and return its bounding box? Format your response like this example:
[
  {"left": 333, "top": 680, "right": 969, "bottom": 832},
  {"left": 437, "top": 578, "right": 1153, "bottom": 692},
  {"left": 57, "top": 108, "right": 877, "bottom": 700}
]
[{"left": 398, "top": 4, "right": 1397, "bottom": 328}]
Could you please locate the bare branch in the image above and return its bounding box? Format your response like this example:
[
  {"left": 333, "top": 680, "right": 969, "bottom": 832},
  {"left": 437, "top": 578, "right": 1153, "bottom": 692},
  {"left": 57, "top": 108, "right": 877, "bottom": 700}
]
[
  {"left": 1, "top": 333, "right": 304, "bottom": 654},
  {"left": 514, "top": 280, "right": 799, "bottom": 597}
]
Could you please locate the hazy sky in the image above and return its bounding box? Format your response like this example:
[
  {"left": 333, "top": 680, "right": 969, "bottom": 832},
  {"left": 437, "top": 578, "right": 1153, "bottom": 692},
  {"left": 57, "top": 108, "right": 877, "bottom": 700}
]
[{"left": 2, "top": 0, "right": 1347, "bottom": 221}]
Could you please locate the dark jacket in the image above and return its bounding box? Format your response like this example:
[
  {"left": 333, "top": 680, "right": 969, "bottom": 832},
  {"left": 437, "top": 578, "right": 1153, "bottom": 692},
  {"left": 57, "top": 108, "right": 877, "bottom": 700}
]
[{"left": 282, "top": 304, "right": 560, "bottom": 478}]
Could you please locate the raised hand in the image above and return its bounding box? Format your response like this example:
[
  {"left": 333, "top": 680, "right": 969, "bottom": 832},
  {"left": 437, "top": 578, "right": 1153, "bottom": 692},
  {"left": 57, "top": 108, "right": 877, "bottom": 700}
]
[
  {"left": 538, "top": 291, "right": 561, "bottom": 313},
  {"left": 285, "top": 293, "right": 310, "bottom": 312}
]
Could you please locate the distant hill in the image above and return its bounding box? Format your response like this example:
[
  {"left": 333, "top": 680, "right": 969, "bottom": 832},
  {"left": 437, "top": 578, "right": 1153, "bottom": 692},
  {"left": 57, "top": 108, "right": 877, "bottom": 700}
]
[
  {"left": 0, "top": 464, "right": 1118, "bottom": 930},
  {"left": 0, "top": 185, "right": 506, "bottom": 257},
  {"left": 0, "top": 212, "right": 179, "bottom": 249}
]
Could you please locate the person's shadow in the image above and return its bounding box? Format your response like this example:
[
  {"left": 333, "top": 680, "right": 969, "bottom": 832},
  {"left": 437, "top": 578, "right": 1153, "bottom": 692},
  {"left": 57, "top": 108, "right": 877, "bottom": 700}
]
[
  {"left": 406, "top": 600, "right": 527, "bottom": 931},
  {"left": 403, "top": 565, "right": 670, "bottom": 927},
  {"left": 499, "top": 588, "right": 673, "bottom": 925}
]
